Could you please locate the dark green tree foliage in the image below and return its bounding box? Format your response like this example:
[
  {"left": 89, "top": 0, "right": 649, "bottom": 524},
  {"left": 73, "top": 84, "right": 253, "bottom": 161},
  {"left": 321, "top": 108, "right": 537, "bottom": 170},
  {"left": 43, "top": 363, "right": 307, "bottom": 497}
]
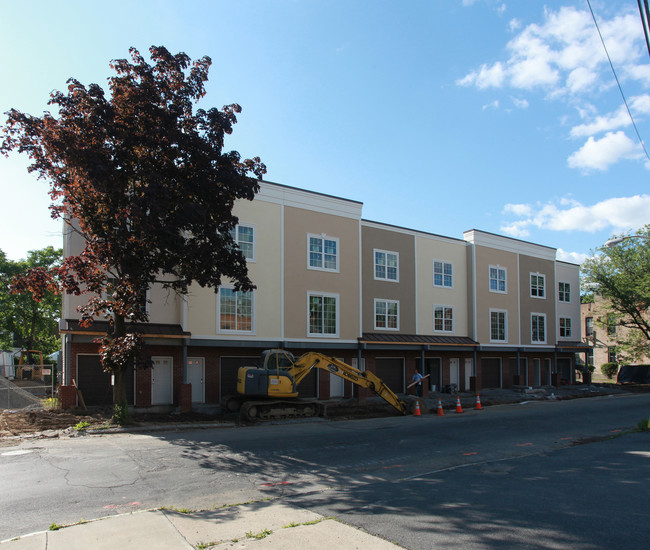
[
  {"left": 0, "top": 247, "right": 62, "bottom": 356},
  {"left": 582, "top": 225, "right": 650, "bottom": 363},
  {"left": 1, "top": 47, "right": 265, "bottom": 407}
]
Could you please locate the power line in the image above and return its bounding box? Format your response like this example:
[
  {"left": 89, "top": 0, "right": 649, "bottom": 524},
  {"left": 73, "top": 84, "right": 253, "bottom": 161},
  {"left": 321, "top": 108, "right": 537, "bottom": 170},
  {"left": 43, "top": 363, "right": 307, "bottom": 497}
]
[
  {"left": 639, "top": 0, "right": 650, "bottom": 60},
  {"left": 586, "top": 0, "right": 650, "bottom": 163}
]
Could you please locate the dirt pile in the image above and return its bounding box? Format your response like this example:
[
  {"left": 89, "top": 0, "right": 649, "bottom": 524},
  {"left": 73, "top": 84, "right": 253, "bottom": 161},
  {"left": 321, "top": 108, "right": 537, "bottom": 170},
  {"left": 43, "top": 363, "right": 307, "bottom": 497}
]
[{"left": 0, "top": 408, "right": 111, "bottom": 438}]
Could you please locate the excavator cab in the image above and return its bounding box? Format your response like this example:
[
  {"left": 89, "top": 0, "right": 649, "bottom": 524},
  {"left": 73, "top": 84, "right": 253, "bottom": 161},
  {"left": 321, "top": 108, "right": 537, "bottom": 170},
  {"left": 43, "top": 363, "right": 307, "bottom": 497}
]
[
  {"left": 260, "top": 349, "right": 296, "bottom": 371},
  {"left": 237, "top": 349, "right": 299, "bottom": 398}
]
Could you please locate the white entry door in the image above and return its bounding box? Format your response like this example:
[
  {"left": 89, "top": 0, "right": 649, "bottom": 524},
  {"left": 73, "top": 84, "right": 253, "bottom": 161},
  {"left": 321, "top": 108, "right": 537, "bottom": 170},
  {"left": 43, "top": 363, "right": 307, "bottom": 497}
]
[
  {"left": 152, "top": 357, "right": 173, "bottom": 405},
  {"left": 449, "top": 358, "right": 460, "bottom": 387},
  {"left": 464, "top": 358, "right": 472, "bottom": 391},
  {"left": 187, "top": 357, "right": 205, "bottom": 403}
]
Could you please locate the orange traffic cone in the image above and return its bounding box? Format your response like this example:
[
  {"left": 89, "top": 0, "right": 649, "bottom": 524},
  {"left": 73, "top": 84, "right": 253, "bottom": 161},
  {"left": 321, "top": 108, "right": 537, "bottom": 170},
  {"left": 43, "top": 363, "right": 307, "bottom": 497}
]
[
  {"left": 474, "top": 394, "right": 483, "bottom": 410},
  {"left": 455, "top": 396, "right": 463, "bottom": 413},
  {"left": 436, "top": 398, "right": 445, "bottom": 416},
  {"left": 413, "top": 400, "right": 422, "bottom": 416}
]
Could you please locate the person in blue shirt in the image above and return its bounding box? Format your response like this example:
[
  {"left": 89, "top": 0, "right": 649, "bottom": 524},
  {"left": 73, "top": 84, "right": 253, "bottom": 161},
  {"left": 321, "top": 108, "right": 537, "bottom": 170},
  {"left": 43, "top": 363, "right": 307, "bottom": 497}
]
[{"left": 411, "top": 369, "right": 424, "bottom": 397}]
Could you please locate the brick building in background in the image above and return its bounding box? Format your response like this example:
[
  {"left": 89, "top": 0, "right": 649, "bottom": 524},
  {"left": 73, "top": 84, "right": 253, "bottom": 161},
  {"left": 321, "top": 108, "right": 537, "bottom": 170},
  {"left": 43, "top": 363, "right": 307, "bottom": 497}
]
[{"left": 581, "top": 296, "right": 650, "bottom": 377}]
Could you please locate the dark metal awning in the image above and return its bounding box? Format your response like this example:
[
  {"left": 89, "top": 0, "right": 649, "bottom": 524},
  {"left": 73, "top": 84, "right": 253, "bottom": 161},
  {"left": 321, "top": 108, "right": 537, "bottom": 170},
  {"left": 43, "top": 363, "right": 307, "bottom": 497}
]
[
  {"left": 60, "top": 319, "right": 190, "bottom": 339},
  {"left": 359, "top": 333, "right": 478, "bottom": 350}
]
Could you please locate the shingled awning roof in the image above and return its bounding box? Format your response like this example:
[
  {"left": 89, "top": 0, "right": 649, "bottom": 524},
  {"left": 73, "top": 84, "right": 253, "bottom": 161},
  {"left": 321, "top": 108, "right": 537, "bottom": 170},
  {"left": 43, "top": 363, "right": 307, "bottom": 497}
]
[
  {"left": 555, "top": 341, "right": 591, "bottom": 350},
  {"left": 360, "top": 333, "right": 478, "bottom": 347},
  {"left": 60, "top": 319, "right": 190, "bottom": 339}
]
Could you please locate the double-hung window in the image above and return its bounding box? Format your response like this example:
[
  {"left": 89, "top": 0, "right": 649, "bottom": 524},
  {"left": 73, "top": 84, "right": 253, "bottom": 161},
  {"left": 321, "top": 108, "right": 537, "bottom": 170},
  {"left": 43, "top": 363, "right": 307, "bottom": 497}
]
[
  {"left": 585, "top": 317, "right": 594, "bottom": 337},
  {"left": 490, "top": 310, "right": 507, "bottom": 342},
  {"left": 530, "top": 273, "right": 546, "bottom": 298},
  {"left": 308, "top": 293, "right": 338, "bottom": 336},
  {"left": 374, "top": 250, "right": 399, "bottom": 281},
  {"left": 489, "top": 266, "right": 506, "bottom": 293},
  {"left": 607, "top": 314, "right": 617, "bottom": 336},
  {"left": 558, "top": 282, "right": 570, "bottom": 302},
  {"left": 531, "top": 313, "right": 546, "bottom": 343},
  {"left": 434, "top": 306, "right": 454, "bottom": 333},
  {"left": 374, "top": 299, "right": 399, "bottom": 330},
  {"left": 218, "top": 288, "right": 254, "bottom": 333},
  {"left": 229, "top": 224, "right": 255, "bottom": 261},
  {"left": 433, "top": 260, "right": 453, "bottom": 288},
  {"left": 607, "top": 346, "right": 617, "bottom": 363},
  {"left": 308, "top": 234, "right": 339, "bottom": 272},
  {"left": 559, "top": 317, "right": 571, "bottom": 338}
]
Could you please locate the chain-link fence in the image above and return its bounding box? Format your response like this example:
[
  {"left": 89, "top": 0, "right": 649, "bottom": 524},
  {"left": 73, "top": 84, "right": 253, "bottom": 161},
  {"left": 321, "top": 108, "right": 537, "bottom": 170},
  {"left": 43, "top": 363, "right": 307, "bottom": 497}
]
[{"left": 0, "top": 373, "right": 56, "bottom": 409}]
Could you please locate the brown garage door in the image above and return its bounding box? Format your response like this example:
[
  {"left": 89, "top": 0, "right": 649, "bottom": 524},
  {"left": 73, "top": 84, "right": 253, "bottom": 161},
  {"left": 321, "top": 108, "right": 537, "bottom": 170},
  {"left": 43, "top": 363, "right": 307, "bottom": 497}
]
[
  {"left": 375, "top": 358, "right": 405, "bottom": 393},
  {"left": 557, "top": 358, "right": 572, "bottom": 382},
  {"left": 220, "top": 356, "right": 260, "bottom": 399},
  {"left": 77, "top": 355, "right": 134, "bottom": 406},
  {"left": 481, "top": 358, "right": 501, "bottom": 388}
]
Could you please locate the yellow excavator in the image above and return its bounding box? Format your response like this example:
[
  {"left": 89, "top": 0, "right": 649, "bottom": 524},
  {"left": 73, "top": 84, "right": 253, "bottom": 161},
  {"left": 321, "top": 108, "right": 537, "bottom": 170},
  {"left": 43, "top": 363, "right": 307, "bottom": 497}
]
[{"left": 223, "top": 349, "right": 408, "bottom": 421}]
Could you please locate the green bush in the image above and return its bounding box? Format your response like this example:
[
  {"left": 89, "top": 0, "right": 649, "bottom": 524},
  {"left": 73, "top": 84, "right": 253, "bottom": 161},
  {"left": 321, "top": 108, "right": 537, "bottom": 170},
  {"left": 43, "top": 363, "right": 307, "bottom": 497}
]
[
  {"left": 112, "top": 403, "right": 131, "bottom": 426},
  {"left": 601, "top": 362, "right": 619, "bottom": 380}
]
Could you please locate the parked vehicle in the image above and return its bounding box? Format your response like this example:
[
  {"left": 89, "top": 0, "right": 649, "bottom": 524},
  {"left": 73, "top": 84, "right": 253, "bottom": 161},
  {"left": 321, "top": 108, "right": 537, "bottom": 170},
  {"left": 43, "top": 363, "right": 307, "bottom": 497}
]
[{"left": 617, "top": 364, "right": 650, "bottom": 384}]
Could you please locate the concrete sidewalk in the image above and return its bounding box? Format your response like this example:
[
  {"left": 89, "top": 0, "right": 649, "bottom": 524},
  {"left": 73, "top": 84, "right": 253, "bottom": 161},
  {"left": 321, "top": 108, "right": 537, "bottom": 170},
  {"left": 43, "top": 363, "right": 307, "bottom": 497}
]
[{"left": 0, "top": 501, "right": 403, "bottom": 549}]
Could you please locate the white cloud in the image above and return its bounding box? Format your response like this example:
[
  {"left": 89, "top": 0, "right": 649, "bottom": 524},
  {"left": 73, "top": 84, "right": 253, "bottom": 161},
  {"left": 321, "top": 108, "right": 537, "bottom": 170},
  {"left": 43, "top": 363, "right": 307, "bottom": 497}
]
[
  {"left": 458, "top": 7, "right": 645, "bottom": 96},
  {"left": 457, "top": 62, "right": 506, "bottom": 89},
  {"left": 556, "top": 248, "right": 589, "bottom": 264},
  {"left": 500, "top": 194, "right": 650, "bottom": 235},
  {"left": 458, "top": 4, "right": 649, "bottom": 171},
  {"left": 570, "top": 95, "right": 650, "bottom": 137},
  {"left": 482, "top": 100, "right": 500, "bottom": 110},
  {"left": 567, "top": 131, "right": 644, "bottom": 171},
  {"left": 502, "top": 203, "right": 532, "bottom": 216},
  {"left": 570, "top": 105, "right": 631, "bottom": 137},
  {"left": 499, "top": 221, "right": 530, "bottom": 238},
  {"left": 512, "top": 97, "right": 529, "bottom": 109}
]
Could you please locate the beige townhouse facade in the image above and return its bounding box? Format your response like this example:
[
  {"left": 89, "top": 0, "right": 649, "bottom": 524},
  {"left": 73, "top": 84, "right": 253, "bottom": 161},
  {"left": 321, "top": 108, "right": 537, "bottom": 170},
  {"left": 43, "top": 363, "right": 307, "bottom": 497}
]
[{"left": 60, "top": 180, "right": 585, "bottom": 408}]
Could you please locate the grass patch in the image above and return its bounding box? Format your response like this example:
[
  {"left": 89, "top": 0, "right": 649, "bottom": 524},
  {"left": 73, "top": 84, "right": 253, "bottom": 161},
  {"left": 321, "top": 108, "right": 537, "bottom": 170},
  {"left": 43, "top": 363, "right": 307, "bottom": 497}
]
[
  {"left": 73, "top": 421, "right": 90, "bottom": 432},
  {"left": 246, "top": 528, "right": 272, "bottom": 540},
  {"left": 49, "top": 523, "right": 63, "bottom": 531},
  {"left": 42, "top": 397, "right": 60, "bottom": 409},
  {"left": 160, "top": 506, "right": 194, "bottom": 514},
  {"left": 283, "top": 517, "right": 335, "bottom": 529},
  {"left": 636, "top": 417, "right": 650, "bottom": 432},
  {"left": 215, "top": 497, "right": 272, "bottom": 509}
]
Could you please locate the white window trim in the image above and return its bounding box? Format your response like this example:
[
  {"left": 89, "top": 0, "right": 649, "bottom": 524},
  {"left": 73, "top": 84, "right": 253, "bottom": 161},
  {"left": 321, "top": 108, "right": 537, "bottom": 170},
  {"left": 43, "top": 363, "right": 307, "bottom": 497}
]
[
  {"left": 374, "top": 249, "right": 399, "bottom": 282},
  {"left": 307, "top": 291, "right": 340, "bottom": 337},
  {"left": 433, "top": 259, "right": 453, "bottom": 288},
  {"left": 374, "top": 298, "right": 400, "bottom": 331},
  {"left": 530, "top": 272, "right": 546, "bottom": 299},
  {"left": 216, "top": 286, "right": 256, "bottom": 335},
  {"left": 559, "top": 316, "right": 572, "bottom": 339},
  {"left": 489, "top": 308, "right": 508, "bottom": 343},
  {"left": 531, "top": 312, "right": 547, "bottom": 344},
  {"left": 307, "top": 233, "right": 340, "bottom": 273},
  {"left": 558, "top": 281, "right": 571, "bottom": 303},
  {"left": 433, "top": 305, "right": 454, "bottom": 333},
  {"left": 489, "top": 265, "right": 507, "bottom": 294},
  {"left": 231, "top": 223, "right": 256, "bottom": 263}
]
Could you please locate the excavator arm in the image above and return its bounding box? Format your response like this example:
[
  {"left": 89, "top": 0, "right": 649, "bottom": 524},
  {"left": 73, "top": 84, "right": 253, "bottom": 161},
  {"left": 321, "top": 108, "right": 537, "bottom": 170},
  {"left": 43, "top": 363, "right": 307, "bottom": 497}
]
[{"left": 289, "top": 352, "right": 408, "bottom": 415}]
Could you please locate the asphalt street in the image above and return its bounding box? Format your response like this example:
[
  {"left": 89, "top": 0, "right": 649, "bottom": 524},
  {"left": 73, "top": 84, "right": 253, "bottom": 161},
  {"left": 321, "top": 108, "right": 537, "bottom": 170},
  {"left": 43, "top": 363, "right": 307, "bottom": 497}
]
[{"left": 1, "top": 392, "right": 649, "bottom": 548}]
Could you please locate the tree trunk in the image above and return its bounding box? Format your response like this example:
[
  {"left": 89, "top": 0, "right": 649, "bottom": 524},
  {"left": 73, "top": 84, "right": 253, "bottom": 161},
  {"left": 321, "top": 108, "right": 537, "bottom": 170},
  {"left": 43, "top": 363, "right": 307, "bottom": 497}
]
[{"left": 112, "top": 313, "right": 128, "bottom": 408}]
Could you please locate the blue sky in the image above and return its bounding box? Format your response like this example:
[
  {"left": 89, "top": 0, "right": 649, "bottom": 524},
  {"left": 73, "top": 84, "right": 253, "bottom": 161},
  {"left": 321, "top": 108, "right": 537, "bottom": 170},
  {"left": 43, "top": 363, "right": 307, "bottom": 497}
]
[{"left": 1, "top": 0, "right": 648, "bottom": 264}]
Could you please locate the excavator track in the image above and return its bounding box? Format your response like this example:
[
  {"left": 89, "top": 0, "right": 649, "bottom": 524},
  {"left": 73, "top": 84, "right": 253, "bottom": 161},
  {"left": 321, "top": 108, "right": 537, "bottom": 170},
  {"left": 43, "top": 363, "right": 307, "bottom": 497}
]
[{"left": 239, "top": 399, "right": 323, "bottom": 421}]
